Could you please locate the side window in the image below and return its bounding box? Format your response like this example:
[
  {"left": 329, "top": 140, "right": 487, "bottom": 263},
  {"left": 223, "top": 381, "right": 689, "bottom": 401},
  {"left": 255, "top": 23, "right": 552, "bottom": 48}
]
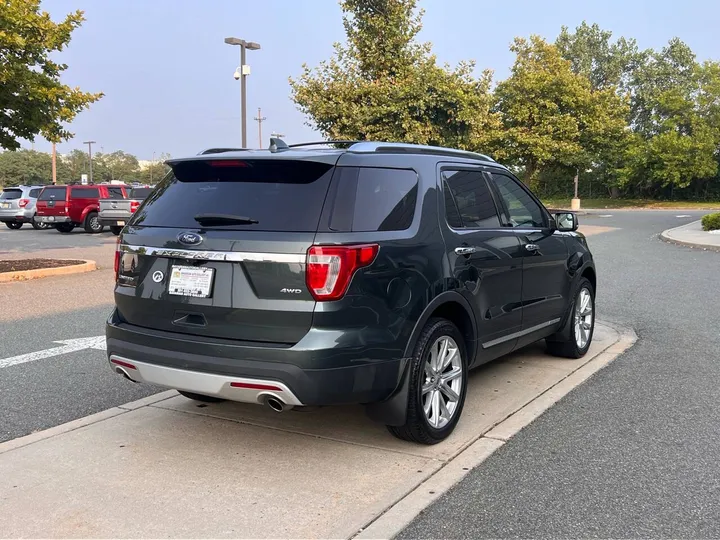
[
  {"left": 351, "top": 168, "right": 418, "bottom": 232},
  {"left": 490, "top": 173, "right": 546, "bottom": 228},
  {"left": 442, "top": 170, "right": 500, "bottom": 229},
  {"left": 29, "top": 189, "right": 41, "bottom": 198},
  {"left": 107, "top": 187, "right": 125, "bottom": 199}
]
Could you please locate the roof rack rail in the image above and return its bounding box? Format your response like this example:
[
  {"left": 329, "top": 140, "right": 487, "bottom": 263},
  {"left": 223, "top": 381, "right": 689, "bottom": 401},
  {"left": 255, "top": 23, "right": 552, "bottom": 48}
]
[
  {"left": 197, "top": 147, "right": 246, "bottom": 155},
  {"left": 347, "top": 142, "right": 495, "bottom": 162},
  {"left": 287, "top": 140, "right": 363, "bottom": 148}
]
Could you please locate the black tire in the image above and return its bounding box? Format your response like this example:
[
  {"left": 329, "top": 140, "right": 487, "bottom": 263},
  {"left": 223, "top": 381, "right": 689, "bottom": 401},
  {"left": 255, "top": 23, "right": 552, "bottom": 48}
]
[
  {"left": 32, "top": 219, "right": 49, "bottom": 230},
  {"left": 84, "top": 212, "right": 103, "bottom": 233},
  {"left": 177, "top": 390, "right": 225, "bottom": 403},
  {"left": 388, "top": 318, "right": 468, "bottom": 445},
  {"left": 110, "top": 225, "right": 123, "bottom": 236},
  {"left": 5, "top": 222, "right": 22, "bottom": 230},
  {"left": 546, "top": 277, "right": 595, "bottom": 359},
  {"left": 55, "top": 223, "right": 75, "bottom": 233}
]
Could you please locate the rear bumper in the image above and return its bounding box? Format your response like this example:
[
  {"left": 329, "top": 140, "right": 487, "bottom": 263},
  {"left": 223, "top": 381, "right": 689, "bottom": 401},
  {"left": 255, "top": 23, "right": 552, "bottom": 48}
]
[
  {"left": 106, "top": 313, "right": 405, "bottom": 406},
  {"left": 99, "top": 212, "right": 131, "bottom": 226},
  {"left": 0, "top": 208, "right": 33, "bottom": 222},
  {"left": 36, "top": 215, "right": 71, "bottom": 224}
]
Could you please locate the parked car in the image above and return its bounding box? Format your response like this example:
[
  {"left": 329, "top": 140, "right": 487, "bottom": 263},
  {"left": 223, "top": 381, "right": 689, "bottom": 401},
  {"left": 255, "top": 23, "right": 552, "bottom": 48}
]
[
  {"left": 99, "top": 185, "right": 153, "bottom": 235},
  {"left": 35, "top": 184, "right": 127, "bottom": 233},
  {"left": 106, "top": 140, "right": 595, "bottom": 444},
  {"left": 0, "top": 185, "right": 52, "bottom": 230}
]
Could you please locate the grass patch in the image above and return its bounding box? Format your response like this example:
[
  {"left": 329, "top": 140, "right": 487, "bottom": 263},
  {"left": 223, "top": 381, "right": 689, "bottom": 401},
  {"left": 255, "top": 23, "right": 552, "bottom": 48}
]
[{"left": 542, "top": 198, "right": 720, "bottom": 210}]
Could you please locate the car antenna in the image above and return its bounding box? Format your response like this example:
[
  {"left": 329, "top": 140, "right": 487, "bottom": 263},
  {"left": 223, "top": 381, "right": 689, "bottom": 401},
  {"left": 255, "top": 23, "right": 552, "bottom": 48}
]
[{"left": 269, "top": 137, "right": 289, "bottom": 153}]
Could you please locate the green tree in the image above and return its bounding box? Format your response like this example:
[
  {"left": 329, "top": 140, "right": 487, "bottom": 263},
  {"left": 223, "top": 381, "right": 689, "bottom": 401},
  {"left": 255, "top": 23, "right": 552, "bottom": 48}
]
[
  {"left": 289, "top": 0, "right": 499, "bottom": 151},
  {"left": 556, "top": 22, "right": 645, "bottom": 92},
  {"left": 491, "top": 36, "right": 629, "bottom": 190},
  {"left": 94, "top": 150, "right": 140, "bottom": 182},
  {"left": 61, "top": 149, "right": 88, "bottom": 182},
  {"left": 0, "top": 0, "right": 103, "bottom": 149},
  {"left": 138, "top": 153, "right": 171, "bottom": 185},
  {"left": 0, "top": 150, "right": 53, "bottom": 186}
]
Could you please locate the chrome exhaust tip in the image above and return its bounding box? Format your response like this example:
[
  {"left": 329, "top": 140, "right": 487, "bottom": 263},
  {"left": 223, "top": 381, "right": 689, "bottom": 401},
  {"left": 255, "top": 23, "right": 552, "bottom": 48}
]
[
  {"left": 264, "top": 396, "right": 292, "bottom": 413},
  {"left": 114, "top": 366, "right": 138, "bottom": 383}
]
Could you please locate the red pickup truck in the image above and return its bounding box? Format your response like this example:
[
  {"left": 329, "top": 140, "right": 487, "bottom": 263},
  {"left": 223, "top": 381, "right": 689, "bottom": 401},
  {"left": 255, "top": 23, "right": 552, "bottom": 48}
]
[{"left": 35, "top": 184, "right": 127, "bottom": 233}]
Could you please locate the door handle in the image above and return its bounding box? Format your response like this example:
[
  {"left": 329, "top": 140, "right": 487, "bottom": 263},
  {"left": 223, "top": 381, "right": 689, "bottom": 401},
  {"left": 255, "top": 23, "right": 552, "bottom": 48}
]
[
  {"left": 455, "top": 246, "right": 477, "bottom": 255},
  {"left": 524, "top": 243, "right": 539, "bottom": 252}
]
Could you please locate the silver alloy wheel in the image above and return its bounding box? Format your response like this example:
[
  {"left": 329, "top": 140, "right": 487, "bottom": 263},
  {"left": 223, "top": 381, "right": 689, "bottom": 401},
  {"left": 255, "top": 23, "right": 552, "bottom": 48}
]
[
  {"left": 574, "top": 287, "right": 593, "bottom": 349},
  {"left": 422, "top": 336, "right": 463, "bottom": 429},
  {"left": 90, "top": 216, "right": 100, "bottom": 231}
]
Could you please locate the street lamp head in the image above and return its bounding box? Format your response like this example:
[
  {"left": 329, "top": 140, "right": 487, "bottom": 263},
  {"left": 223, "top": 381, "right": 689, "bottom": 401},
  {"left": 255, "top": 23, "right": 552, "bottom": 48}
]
[
  {"left": 246, "top": 41, "right": 261, "bottom": 50},
  {"left": 224, "top": 37, "right": 244, "bottom": 46}
]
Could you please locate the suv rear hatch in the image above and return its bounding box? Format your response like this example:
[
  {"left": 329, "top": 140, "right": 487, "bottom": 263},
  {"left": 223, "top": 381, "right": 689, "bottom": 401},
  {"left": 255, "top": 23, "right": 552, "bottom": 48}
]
[
  {"left": 0, "top": 188, "right": 23, "bottom": 217},
  {"left": 115, "top": 155, "right": 340, "bottom": 345},
  {"left": 36, "top": 186, "right": 68, "bottom": 217}
]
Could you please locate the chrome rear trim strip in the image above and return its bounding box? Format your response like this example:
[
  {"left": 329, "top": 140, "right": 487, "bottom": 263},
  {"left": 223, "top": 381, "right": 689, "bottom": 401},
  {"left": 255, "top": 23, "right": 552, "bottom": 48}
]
[{"left": 120, "top": 244, "right": 305, "bottom": 264}]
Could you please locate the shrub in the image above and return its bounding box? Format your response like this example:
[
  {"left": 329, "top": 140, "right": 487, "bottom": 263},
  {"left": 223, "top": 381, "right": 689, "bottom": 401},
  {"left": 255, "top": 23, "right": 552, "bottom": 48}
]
[{"left": 701, "top": 212, "right": 720, "bottom": 231}]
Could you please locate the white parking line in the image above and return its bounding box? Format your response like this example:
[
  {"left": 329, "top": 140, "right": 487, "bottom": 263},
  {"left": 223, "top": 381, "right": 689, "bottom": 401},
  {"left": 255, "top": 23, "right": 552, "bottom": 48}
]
[
  {"left": 676, "top": 214, "right": 691, "bottom": 218},
  {"left": 598, "top": 214, "right": 613, "bottom": 218},
  {"left": 0, "top": 336, "right": 105, "bottom": 369}
]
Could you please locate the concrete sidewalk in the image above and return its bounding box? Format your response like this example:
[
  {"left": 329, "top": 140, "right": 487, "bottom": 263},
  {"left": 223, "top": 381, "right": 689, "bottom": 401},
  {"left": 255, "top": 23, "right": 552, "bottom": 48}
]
[
  {"left": 0, "top": 323, "right": 634, "bottom": 539},
  {"left": 661, "top": 219, "right": 720, "bottom": 252}
]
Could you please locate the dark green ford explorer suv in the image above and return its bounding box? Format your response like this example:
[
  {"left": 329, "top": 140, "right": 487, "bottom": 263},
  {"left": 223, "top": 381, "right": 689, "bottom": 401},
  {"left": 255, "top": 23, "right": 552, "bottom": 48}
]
[{"left": 106, "top": 140, "right": 596, "bottom": 444}]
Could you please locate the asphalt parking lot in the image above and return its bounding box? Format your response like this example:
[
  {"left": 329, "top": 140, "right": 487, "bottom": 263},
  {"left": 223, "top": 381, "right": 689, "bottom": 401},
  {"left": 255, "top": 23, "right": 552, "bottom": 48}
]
[{"left": 1, "top": 210, "right": 718, "bottom": 538}]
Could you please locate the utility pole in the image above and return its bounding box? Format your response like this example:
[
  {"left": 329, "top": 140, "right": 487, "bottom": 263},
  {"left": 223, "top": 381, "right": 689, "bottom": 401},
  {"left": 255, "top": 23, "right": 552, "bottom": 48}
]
[
  {"left": 83, "top": 140, "right": 96, "bottom": 184},
  {"left": 254, "top": 108, "right": 266, "bottom": 148},
  {"left": 51, "top": 143, "right": 57, "bottom": 185}
]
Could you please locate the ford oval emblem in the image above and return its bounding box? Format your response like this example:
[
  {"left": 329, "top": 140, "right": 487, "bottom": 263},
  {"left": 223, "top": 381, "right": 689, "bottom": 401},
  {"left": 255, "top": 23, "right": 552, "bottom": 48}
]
[{"left": 177, "top": 232, "right": 203, "bottom": 246}]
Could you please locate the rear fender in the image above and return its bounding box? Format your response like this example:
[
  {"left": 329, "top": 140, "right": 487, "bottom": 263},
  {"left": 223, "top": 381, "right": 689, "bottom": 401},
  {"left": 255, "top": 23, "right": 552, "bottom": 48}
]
[
  {"left": 81, "top": 205, "right": 99, "bottom": 224},
  {"left": 365, "top": 291, "right": 477, "bottom": 427}
]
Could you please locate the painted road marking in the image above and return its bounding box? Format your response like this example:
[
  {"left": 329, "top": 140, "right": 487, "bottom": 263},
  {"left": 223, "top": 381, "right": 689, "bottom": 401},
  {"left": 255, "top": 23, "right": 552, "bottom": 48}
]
[
  {"left": 0, "top": 336, "right": 105, "bottom": 370},
  {"left": 598, "top": 214, "right": 613, "bottom": 218},
  {"left": 676, "top": 214, "right": 691, "bottom": 218}
]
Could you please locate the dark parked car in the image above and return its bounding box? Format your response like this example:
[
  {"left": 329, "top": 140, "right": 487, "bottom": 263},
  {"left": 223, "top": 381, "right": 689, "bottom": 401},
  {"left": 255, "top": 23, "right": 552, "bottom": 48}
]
[{"left": 106, "top": 140, "right": 596, "bottom": 444}]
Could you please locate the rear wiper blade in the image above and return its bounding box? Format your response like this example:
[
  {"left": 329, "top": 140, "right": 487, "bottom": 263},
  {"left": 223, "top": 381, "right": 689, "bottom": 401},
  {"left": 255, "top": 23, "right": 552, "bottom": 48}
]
[{"left": 194, "top": 213, "right": 259, "bottom": 225}]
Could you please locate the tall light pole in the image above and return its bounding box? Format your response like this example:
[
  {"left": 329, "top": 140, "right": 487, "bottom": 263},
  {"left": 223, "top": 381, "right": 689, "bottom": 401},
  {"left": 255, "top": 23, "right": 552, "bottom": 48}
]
[
  {"left": 83, "top": 140, "right": 96, "bottom": 184},
  {"left": 224, "top": 37, "right": 261, "bottom": 148}
]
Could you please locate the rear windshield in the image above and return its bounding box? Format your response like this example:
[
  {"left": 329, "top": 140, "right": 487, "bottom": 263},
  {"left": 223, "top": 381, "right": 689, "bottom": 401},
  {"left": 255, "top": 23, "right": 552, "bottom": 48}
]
[
  {"left": 133, "top": 159, "right": 335, "bottom": 231},
  {"left": 130, "top": 187, "right": 152, "bottom": 199},
  {"left": 38, "top": 187, "right": 67, "bottom": 201},
  {"left": 0, "top": 189, "right": 22, "bottom": 200},
  {"left": 107, "top": 187, "right": 125, "bottom": 199}
]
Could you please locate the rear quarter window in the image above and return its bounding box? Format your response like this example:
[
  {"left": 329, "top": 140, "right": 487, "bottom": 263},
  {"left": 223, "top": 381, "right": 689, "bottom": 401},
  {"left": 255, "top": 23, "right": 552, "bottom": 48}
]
[
  {"left": 29, "top": 188, "right": 41, "bottom": 198},
  {"left": 71, "top": 187, "right": 99, "bottom": 199},
  {"left": 328, "top": 167, "right": 418, "bottom": 232}
]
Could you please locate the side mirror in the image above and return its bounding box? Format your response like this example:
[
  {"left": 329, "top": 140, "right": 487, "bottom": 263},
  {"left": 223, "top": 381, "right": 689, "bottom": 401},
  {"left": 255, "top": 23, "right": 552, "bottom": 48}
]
[{"left": 554, "top": 212, "right": 579, "bottom": 232}]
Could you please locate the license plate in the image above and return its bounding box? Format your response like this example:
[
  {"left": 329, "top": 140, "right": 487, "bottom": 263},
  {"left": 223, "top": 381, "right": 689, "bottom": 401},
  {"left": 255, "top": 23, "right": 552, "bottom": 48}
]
[
  {"left": 40, "top": 216, "right": 55, "bottom": 222},
  {"left": 168, "top": 266, "right": 214, "bottom": 298},
  {"left": 0, "top": 203, "right": 9, "bottom": 209},
  {"left": 117, "top": 221, "right": 125, "bottom": 226}
]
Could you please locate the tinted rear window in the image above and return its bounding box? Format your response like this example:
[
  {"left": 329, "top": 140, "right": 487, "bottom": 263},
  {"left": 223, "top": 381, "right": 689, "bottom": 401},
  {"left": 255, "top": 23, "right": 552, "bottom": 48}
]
[
  {"left": 328, "top": 167, "right": 418, "bottom": 232},
  {"left": 107, "top": 187, "right": 125, "bottom": 199},
  {"left": 1, "top": 189, "right": 22, "bottom": 200},
  {"left": 71, "top": 187, "right": 100, "bottom": 198},
  {"left": 130, "top": 187, "right": 152, "bottom": 199},
  {"left": 39, "top": 187, "right": 67, "bottom": 201},
  {"left": 132, "top": 159, "right": 335, "bottom": 231}
]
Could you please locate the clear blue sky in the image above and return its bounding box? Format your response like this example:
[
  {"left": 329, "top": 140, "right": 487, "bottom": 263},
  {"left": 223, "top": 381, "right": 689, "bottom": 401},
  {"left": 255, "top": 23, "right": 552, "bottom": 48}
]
[{"left": 32, "top": 0, "right": 720, "bottom": 160}]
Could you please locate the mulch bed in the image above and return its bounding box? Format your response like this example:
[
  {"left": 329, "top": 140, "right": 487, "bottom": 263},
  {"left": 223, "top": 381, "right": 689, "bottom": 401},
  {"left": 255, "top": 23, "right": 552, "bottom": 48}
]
[{"left": 0, "top": 259, "right": 86, "bottom": 274}]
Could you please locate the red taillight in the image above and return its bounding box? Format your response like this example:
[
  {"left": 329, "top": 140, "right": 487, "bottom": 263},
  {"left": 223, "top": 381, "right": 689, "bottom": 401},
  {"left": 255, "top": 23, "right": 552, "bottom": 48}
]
[
  {"left": 18, "top": 198, "right": 29, "bottom": 208},
  {"left": 306, "top": 244, "right": 378, "bottom": 301},
  {"left": 130, "top": 200, "right": 140, "bottom": 213},
  {"left": 114, "top": 237, "right": 121, "bottom": 281}
]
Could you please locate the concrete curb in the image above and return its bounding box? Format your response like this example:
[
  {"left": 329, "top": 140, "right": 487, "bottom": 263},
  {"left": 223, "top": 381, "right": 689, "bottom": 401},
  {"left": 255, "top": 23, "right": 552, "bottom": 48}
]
[
  {"left": 0, "top": 391, "right": 177, "bottom": 455},
  {"left": 353, "top": 323, "right": 637, "bottom": 540},
  {"left": 0, "top": 259, "right": 97, "bottom": 283},
  {"left": 660, "top": 220, "right": 720, "bottom": 253}
]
